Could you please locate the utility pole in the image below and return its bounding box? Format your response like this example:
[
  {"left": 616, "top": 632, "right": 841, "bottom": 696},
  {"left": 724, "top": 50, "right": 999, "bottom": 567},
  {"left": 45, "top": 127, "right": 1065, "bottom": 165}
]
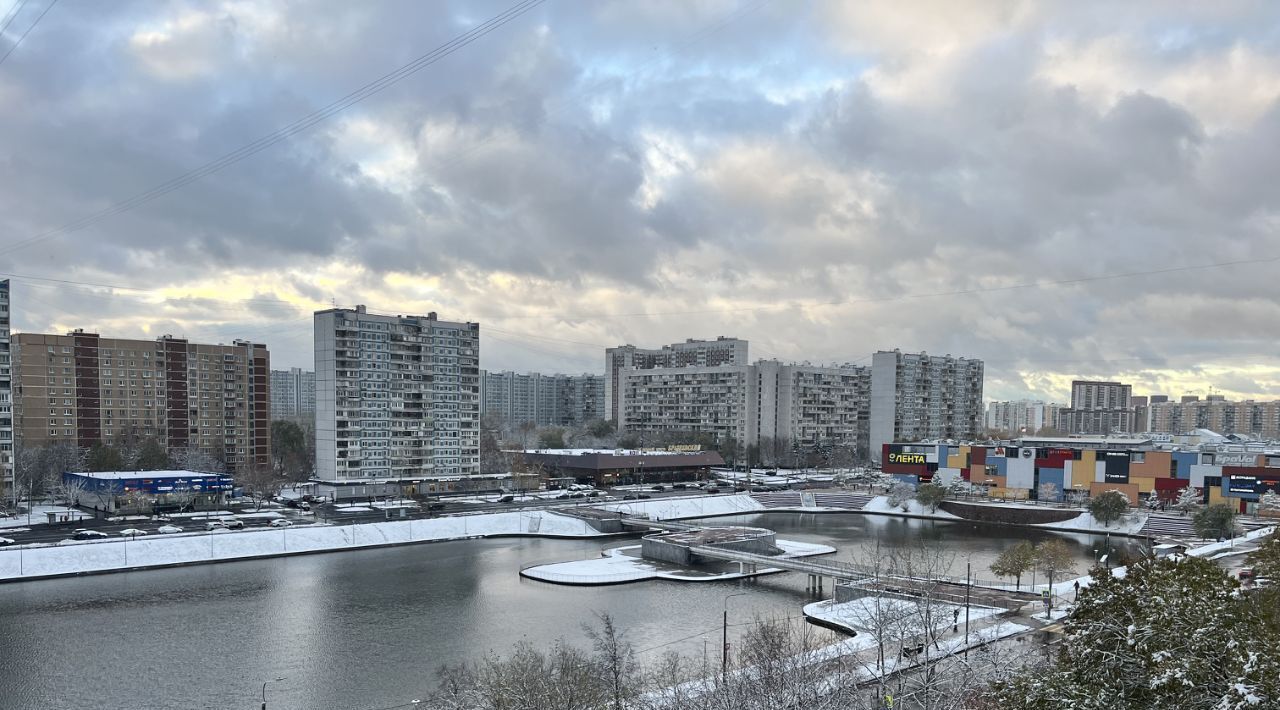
[
  {"left": 723, "top": 592, "right": 748, "bottom": 680},
  {"left": 964, "top": 561, "right": 971, "bottom": 657}
]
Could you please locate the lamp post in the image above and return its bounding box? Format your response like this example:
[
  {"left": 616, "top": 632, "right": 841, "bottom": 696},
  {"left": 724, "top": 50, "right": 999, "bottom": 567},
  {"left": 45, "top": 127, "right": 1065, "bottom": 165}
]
[
  {"left": 722, "top": 592, "right": 749, "bottom": 679},
  {"left": 261, "top": 676, "right": 285, "bottom": 709}
]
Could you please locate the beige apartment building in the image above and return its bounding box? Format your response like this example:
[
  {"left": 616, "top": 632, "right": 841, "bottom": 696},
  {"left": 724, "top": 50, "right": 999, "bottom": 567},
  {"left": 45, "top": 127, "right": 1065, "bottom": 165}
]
[
  {"left": 13, "top": 331, "right": 270, "bottom": 473},
  {"left": 1147, "top": 396, "right": 1280, "bottom": 439}
]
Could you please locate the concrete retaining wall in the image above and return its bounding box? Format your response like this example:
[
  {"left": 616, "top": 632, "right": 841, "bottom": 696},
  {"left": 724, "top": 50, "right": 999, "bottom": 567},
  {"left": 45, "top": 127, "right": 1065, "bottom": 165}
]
[{"left": 938, "top": 501, "right": 1079, "bottom": 525}]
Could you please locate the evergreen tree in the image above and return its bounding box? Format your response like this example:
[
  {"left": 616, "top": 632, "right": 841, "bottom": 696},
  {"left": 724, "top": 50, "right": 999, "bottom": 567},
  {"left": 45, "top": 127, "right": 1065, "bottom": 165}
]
[
  {"left": 985, "top": 555, "right": 1280, "bottom": 708},
  {"left": 1088, "top": 490, "right": 1129, "bottom": 527},
  {"left": 913, "top": 482, "right": 948, "bottom": 512},
  {"left": 1193, "top": 503, "right": 1237, "bottom": 540}
]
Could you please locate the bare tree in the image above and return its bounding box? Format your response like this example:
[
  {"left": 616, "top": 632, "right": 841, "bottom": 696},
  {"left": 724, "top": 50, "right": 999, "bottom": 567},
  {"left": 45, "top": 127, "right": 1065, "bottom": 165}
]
[{"left": 236, "top": 464, "right": 285, "bottom": 510}]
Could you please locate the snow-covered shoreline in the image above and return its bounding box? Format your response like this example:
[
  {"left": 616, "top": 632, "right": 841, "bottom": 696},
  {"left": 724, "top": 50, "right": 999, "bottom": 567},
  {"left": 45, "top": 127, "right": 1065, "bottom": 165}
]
[
  {"left": 0, "top": 510, "right": 614, "bottom": 583},
  {"left": 0, "top": 492, "right": 1218, "bottom": 584}
]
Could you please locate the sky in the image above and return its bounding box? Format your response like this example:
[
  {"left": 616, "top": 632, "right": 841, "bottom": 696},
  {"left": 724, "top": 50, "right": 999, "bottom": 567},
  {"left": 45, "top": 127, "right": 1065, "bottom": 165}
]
[{"left": 1, "top": 0, "right": 1279, "bottom": 404}]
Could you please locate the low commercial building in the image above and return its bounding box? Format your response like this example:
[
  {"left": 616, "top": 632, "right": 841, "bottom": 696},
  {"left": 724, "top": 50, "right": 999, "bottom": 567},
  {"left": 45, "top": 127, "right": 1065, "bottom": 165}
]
[
  {"left": 61, "top": 470, "right": 233, "bottom": 512},
  {"left": 880, "top": 440, "right": 1280, "bottom": 512},
  {"left": 515, "top": 448, "right": 725, "bottom": 486}
]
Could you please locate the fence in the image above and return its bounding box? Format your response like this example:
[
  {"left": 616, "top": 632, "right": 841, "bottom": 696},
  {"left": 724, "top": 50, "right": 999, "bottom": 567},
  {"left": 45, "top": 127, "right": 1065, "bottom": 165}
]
[{"left": 0, "top": 510, "right": 590, "bottom": 581}]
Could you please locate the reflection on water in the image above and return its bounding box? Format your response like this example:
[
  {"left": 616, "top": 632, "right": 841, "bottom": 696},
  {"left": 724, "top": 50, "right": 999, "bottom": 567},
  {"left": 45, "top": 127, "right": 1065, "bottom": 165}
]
[{"left": 0, "top": 512, "right": 1145, "bottom": 710}]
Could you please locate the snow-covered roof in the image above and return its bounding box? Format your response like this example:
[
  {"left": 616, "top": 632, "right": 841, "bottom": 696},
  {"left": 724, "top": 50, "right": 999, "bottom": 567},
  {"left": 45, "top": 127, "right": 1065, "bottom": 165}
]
[
  {"left": 512, "top": 448, "right": 699, "bottom": 456},
  {"left": 68, "top": 470, "right": 228, "bottom": 480}
]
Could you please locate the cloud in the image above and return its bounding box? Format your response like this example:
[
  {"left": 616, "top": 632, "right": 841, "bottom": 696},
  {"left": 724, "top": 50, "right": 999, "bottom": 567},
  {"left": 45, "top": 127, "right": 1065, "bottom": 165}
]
[{"left": 0, "top": 0, "right": 1277, "bottom": 402}]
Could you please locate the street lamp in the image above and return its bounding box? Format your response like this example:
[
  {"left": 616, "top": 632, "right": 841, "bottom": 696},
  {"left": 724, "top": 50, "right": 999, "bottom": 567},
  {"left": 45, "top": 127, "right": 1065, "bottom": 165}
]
[
  {"left": 261, "top": 676, "right": 285, "bottom": 710},
  {"left": 722, "top": 591, "right": 750, "bottom": 679}
]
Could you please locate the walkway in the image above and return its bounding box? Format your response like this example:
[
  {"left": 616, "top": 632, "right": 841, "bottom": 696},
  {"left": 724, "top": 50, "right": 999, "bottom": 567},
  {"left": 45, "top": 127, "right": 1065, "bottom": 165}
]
[
  {"left": 1139, "top": 511, "right": 1274, "bottom": 538},
  {"left": 688, "top": 544, "right": 870, "bottom": 585},
  {"left": 752, "top": 491, "right": 874, "bottom": 510}
]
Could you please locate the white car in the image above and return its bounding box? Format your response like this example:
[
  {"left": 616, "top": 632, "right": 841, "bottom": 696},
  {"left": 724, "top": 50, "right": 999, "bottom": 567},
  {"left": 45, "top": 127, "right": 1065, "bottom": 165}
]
[
  {"left": 269, "top": 519, "right": 293, "bottom": 528},
  {"left": 156, "top": 524, "right": 184, "bottom": 534},
  {"left": 0, "top": 536, "right": 14, "bottom": 546},
  {"left": 119, "top": 528, "right": 148, "bottom": 537}
]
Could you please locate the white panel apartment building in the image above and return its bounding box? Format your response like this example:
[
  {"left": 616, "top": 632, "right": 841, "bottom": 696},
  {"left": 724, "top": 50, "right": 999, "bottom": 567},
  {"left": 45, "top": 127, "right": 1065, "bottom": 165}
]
[
  {"left": 270, "top": 367, "right": 316, "bottom": 420},
  {"left": 754, "top": 361, "right": 870, "bottom": 452},
  {"left": 315, "top": 306, "right": 480, "bottom": 486},
  {"left": 480, "top": 371, "right": 604, "bottom": 428},
  {"left": 618, "top": 364, "right": 755, "bottom": 444},
  {"left": 617, "top": 360, "right": 870, "bottom": 454},
  {"left": 605, "top": 337, "right": 748, "bottom": 422},
  {"left": 985, "top": 400, "right": 1064, "bottom": 434},
  {"left": 869, "top": 350, "right": 985, "bottom": 460}
]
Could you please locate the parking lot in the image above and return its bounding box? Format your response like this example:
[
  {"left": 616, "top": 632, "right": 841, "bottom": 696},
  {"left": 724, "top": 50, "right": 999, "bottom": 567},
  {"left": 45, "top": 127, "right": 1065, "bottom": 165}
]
[{"left": 0, "top": 479, "right": 767, "bottom": 547}]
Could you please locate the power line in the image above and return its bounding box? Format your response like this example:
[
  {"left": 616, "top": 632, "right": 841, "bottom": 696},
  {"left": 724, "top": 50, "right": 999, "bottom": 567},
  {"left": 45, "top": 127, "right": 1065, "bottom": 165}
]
[
  {"left": 0, "top": 0, "right": 54, "bottom": 68},
  {"left": 0, "top": 0, "right": 30, "bottom": 38},
  {"left": 536, "top": 255, "right": 1280, "bottom": 321},
  {"left": 0, "top": 0, "right": 547, "bottom": 258}
]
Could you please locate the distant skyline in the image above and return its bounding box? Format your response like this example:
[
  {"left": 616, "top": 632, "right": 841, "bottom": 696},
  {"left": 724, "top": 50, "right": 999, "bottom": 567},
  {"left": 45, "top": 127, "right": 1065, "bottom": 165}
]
[{"left": 2, "top": 1, "right": 1278, "bottom": 404}]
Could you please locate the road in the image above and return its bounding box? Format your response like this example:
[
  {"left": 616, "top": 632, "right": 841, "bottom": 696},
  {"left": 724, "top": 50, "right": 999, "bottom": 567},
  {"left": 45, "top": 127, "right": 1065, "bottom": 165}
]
[{"left": 0, "top": 484, "right": 732, "bottom": 546}]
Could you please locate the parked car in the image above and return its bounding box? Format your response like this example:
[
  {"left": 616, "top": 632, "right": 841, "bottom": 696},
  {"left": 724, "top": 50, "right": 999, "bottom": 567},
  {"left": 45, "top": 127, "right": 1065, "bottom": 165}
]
[
  {"left": 219, "top": 518, "right": 245, "bottom": 530},
  {"left": 72, "top": 529, "right": 110, "bottom": 540},
  {"left": 157, "top": 524, "right": 183, "bottom": 534},
  {"left": 118, "top": 528, "right": 148, "bottom": 537},
  {"left": 204, "top": 521, "right": 227, "bottom": 531},
  {"left": 623, "top": 493, "right": 640, "bottom": 500},
  {"left": 426, "top": 502, "right": 446, "bottom": 511},
  {"left": 0, "top": 536, "right": 14, "bottom": 546},
  {"left": 651, "top": 485, "right": 666, "bottom": 492},
  {"left": 673, "top": 483, "right": 688, "bottom": 489},
  {"left": 269, "top": 519, "right": 293, "bottom": 528},
  {"left": 637, "top": 493, "right": 652, "bottom": 500},
  {"left": 498, "top": 495, "right": 515, "bottom": 503}
]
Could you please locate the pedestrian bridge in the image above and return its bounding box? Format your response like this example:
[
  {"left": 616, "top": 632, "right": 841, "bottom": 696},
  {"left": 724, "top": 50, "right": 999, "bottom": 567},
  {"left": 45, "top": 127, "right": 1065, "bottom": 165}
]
[{"left": 688, "top": 544, "right": 873, "bottom": 593}]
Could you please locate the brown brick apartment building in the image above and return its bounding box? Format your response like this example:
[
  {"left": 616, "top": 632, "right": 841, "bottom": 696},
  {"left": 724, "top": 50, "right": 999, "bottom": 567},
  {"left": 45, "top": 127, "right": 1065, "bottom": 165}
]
[{"left": 13, "top": 331, "right": 270, "bottom": 473}]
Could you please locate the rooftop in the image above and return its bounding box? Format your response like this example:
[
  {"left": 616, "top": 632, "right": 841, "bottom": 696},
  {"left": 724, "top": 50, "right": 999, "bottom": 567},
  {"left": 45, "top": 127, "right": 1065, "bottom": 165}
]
[
  {"left": 515, "top": 448, "right": 702, "bottom": 456},
  {"left": 68, "top": 470, "right": 229, "bottom": 480}
]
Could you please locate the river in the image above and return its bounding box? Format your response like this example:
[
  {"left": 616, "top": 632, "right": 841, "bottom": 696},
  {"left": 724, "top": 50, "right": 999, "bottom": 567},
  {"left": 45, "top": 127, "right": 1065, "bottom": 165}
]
[{"left": 0, "top": 512, "right": 1145, "bottom": 709}]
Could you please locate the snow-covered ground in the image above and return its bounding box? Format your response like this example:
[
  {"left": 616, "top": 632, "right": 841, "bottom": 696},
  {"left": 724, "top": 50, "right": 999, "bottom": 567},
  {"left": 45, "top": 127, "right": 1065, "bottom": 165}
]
[
  {"left": 521, "top": 540, "right": 836, "bottom": 585},
  {"left": 599, "top": 494, "right": 766, "bottom": 520},
  {"left": 863, "top": 496, "right": 962, "bottom": 519},
  {"left": 803, "top": 595, "right": 1004, "bottom": 635},
  {"left": 0, "top": 510, "right": 609, "bottom": 582},
  {"left": 0, "top": 506, "right": 92, "bottom": 528},
  {"left": 1031, "top": 510, "right": 1147, "bottom": 535}
]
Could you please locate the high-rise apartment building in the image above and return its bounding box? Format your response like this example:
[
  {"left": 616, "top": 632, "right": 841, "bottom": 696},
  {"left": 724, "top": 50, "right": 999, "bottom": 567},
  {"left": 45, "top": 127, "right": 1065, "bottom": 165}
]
[
  {"left": 869, "top": 350, "right": 985, "bottom": 460},
  {"left": 558, "top": 373, "right": 605, "bottom": 427},
  {"left": 0, "top": 280, "right": 12, "bottom": 498},
  {"left": 480, "top": 371, "right": 604, "bottom": 428},
  {"left": 618, "top": 364, "right": 755, "bottom": 445},
  {"left": 754, "top": 361, "right": 870, "bottom": 453},
  {"left": 12, "top": 331, "right": 270, "bottom": 472},
  {"left": 985, "top": 400, "right": 1064, "bottom": 434},
  {"left": 1062, "top": 380, "right": 1134, "bottom": 434},
  {"left": 270, "top": 367, "right": 316, "bottom": 420},
  {"left": 605, "top": 337, "right": 748, "bottom": 422},
  {"left": 1147, "top": 397, "right": 1280, "bottom": 439},
  {"left": 314, "top": 306, "right": 480, "bottom": 483},
  {"left": 616, "top": 360, "right": 870, "bottom": 455}
]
